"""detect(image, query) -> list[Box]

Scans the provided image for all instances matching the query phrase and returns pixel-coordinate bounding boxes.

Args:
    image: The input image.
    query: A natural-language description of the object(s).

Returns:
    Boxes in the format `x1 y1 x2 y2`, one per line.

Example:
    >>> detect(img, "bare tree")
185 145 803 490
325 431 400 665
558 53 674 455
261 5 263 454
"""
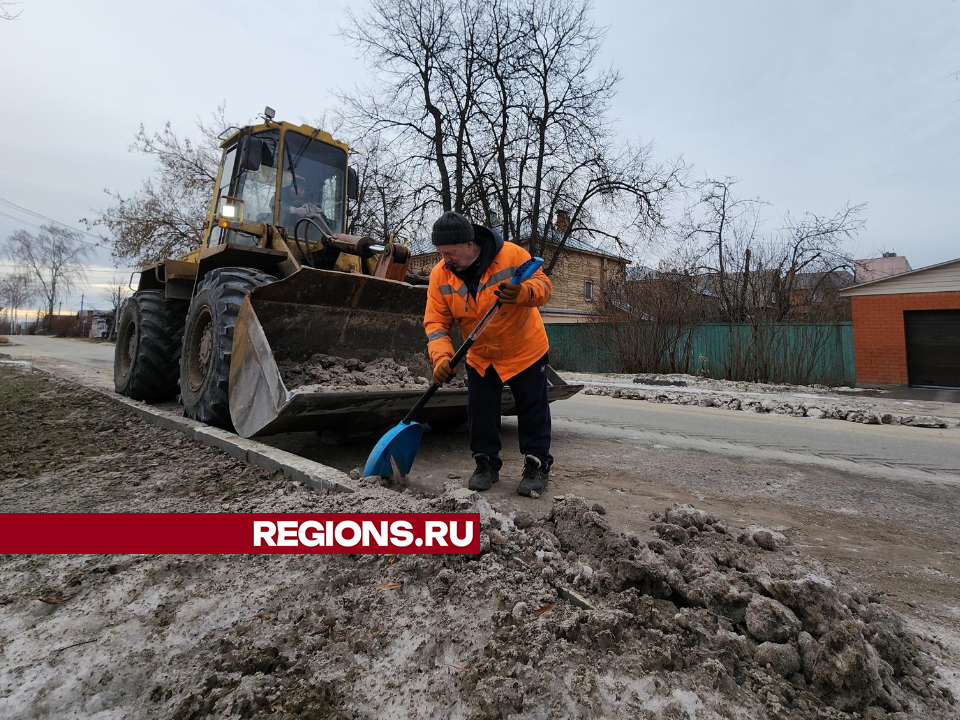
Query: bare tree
588 179 866 383
342 0 682 272
765 207 863 321
98 279 129 341
345 131 432 245
685 178 863 322
3 225 90 333
1 1 22 20
84 107 229 266
594 260 710 374
680 178 768 323
0 272 34 333
673 179 865 383
506 0 679 271
100 279 129 318
342 0 458 210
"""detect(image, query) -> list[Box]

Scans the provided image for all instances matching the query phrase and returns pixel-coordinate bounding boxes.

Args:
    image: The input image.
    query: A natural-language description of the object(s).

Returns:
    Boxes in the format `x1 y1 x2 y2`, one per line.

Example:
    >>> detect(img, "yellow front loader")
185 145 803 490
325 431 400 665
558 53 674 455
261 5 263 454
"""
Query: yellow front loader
113 109 580 438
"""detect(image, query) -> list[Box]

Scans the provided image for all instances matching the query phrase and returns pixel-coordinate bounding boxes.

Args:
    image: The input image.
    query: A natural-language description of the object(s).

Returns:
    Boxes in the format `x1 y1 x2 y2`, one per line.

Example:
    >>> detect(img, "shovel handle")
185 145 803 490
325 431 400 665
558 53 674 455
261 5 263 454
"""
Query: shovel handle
402 256 544 425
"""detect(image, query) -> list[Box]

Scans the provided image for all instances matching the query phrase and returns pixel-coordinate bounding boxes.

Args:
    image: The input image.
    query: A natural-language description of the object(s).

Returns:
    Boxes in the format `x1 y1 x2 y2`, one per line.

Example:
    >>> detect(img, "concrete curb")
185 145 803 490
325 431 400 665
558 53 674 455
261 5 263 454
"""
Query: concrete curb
99 388 358 495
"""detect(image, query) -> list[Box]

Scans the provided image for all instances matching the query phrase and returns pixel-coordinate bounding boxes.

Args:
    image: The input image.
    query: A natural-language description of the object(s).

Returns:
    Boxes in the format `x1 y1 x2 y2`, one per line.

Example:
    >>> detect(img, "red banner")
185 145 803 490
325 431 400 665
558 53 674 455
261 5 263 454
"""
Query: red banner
0 513 482 554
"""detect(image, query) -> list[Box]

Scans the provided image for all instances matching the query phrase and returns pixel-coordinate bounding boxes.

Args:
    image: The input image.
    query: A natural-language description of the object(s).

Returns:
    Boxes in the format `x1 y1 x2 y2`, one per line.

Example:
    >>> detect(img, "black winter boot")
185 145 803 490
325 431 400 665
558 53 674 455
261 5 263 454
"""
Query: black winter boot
517 455 549 497
468 453 500 491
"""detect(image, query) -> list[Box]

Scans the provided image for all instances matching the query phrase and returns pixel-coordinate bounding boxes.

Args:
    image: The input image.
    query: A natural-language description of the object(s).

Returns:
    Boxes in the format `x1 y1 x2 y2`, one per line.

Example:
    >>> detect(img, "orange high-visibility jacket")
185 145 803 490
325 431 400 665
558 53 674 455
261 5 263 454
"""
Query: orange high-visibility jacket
424 241 552 381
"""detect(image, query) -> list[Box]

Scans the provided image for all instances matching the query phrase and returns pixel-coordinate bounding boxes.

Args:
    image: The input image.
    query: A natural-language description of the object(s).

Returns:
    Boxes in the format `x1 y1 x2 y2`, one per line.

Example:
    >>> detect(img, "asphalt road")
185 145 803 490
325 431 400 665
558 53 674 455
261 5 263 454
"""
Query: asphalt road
6 335 960 485
552 394 960 485
2 335 114 369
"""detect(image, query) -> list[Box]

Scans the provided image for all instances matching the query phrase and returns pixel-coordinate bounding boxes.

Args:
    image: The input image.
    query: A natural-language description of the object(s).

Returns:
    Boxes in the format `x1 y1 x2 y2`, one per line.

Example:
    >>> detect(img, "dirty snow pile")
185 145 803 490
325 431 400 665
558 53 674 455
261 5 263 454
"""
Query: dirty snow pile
280 353 430 392
565 371 871 396
584 385 952 429
3 484 954 719
279 353 469 393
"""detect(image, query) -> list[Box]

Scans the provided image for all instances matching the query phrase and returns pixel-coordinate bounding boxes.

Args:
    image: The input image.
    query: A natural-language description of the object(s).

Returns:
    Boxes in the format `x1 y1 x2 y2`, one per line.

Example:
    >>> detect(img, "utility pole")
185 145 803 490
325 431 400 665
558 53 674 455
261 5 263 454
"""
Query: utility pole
79 293 85 338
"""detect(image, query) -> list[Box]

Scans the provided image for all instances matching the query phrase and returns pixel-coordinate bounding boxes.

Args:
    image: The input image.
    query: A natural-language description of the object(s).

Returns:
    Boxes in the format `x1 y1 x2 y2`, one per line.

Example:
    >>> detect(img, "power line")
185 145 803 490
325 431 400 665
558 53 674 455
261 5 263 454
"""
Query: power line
0 264 126 277
0 197 135 295
0 210 51 233
0 197 104 247
0 263 131 284
0 196 102 237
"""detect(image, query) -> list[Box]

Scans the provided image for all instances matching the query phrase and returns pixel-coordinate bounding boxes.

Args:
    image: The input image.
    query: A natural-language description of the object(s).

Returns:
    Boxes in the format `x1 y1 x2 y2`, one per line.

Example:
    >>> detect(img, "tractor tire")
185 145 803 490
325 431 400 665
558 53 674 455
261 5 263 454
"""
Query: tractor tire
179 267 277 429
114 290 189 402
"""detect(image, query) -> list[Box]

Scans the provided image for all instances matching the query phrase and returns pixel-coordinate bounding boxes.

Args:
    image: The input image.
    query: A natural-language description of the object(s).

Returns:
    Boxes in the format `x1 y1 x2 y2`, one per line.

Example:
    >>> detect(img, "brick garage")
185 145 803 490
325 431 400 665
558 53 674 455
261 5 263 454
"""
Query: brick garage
841 259 960 388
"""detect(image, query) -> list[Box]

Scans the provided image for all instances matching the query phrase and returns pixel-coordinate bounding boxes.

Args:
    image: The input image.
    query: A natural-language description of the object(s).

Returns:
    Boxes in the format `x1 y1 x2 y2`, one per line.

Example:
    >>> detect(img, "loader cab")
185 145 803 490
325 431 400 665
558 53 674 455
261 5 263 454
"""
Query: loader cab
205 124 349 248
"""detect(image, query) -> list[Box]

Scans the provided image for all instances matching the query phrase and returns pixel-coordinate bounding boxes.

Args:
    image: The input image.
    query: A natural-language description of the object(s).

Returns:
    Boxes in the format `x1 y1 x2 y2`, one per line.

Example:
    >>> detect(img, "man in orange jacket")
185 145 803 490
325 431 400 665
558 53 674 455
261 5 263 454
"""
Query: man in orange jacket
425 210 554 497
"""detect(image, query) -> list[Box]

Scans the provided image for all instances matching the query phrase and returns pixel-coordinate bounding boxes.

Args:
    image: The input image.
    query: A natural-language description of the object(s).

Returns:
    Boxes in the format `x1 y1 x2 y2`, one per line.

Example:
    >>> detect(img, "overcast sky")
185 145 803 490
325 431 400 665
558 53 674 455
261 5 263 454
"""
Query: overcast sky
1 0 958 314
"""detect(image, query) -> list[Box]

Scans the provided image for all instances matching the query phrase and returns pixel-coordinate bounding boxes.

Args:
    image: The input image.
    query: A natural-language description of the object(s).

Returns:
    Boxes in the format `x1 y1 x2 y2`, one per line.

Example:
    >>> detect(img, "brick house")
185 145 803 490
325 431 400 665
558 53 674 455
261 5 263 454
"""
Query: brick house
854 252 911 283
839 257 960 388
620 267 721 321
408 213 629 324
787 270 855 319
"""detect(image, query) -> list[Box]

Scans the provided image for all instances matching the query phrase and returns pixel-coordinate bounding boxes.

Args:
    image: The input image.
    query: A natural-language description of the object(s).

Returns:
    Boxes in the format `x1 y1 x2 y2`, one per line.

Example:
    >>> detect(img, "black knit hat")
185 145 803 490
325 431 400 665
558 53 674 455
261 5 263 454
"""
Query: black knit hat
432 211 475 246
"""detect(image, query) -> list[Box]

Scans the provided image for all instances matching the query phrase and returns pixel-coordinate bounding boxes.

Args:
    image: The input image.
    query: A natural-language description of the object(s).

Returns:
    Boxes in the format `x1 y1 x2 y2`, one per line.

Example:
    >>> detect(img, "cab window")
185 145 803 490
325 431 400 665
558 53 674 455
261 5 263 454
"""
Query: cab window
206 146 236 246
279 132 347 238
235 131 280 227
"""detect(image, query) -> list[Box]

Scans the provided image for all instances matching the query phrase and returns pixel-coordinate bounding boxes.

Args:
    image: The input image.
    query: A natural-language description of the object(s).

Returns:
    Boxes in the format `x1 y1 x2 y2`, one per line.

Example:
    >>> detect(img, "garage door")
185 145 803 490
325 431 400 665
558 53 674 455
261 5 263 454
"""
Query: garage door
904 310 960 388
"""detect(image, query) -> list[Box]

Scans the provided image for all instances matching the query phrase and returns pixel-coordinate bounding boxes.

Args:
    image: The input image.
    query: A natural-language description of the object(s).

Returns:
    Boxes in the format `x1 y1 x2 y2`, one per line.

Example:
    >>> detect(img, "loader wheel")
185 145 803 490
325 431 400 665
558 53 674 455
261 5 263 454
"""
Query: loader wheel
179 268 277 429
114 290 189 402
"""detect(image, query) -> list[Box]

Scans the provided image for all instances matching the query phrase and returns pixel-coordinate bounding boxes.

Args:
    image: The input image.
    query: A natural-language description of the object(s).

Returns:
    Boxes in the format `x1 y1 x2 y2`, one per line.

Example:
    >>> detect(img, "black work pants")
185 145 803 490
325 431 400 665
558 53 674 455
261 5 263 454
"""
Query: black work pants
466 353 552 471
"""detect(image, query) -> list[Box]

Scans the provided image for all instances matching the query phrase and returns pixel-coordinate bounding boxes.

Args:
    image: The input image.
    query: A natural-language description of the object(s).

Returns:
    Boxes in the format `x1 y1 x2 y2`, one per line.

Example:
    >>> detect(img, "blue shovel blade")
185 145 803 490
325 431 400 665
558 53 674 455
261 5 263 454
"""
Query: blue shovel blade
363 421 424 478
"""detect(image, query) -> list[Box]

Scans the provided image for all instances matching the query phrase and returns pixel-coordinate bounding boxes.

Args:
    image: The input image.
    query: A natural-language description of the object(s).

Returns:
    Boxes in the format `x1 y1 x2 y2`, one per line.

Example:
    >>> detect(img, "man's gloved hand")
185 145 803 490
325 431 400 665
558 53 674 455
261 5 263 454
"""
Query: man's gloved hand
433 358 456 385
495 281 526 304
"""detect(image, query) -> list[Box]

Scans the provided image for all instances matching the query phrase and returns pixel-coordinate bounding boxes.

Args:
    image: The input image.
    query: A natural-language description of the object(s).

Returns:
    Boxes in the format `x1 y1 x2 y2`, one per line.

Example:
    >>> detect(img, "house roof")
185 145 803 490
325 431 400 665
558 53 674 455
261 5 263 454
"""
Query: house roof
839 257 960 296
790 270 855 291
693 269 781 297
559 234 626 261
626 265 658 281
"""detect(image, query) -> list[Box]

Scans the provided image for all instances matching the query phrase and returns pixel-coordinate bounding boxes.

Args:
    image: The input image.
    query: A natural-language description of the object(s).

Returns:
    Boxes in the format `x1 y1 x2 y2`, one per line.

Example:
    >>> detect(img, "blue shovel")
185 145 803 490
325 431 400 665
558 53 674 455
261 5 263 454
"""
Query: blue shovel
363 257 545 478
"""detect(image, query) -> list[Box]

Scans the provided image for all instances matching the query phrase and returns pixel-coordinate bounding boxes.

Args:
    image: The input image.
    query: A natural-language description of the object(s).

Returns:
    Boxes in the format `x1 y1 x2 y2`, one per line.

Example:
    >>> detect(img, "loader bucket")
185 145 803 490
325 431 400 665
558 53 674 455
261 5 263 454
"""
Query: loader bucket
229 267 583 438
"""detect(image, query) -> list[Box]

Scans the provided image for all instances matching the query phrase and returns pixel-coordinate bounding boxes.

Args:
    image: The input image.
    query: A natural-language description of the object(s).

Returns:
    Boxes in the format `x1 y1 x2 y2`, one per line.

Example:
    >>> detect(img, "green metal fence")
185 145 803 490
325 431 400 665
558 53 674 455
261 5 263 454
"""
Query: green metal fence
546 321 855 386
545 323 618 374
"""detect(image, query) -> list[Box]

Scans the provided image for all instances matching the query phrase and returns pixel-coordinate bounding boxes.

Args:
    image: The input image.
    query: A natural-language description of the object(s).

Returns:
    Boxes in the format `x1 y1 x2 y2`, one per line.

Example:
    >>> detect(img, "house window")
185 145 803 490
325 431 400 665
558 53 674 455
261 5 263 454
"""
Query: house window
584 279 594 302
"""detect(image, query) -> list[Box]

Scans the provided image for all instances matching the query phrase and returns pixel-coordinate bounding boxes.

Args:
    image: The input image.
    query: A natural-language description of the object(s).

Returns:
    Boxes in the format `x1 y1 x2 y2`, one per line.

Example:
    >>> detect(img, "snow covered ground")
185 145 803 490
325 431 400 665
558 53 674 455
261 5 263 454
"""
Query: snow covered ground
560 372 960 429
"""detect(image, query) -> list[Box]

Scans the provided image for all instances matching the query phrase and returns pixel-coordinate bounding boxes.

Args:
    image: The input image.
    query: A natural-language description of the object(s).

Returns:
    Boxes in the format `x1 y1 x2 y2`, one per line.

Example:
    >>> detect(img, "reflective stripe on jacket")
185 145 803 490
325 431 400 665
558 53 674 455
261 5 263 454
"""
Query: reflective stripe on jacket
424 242 552 381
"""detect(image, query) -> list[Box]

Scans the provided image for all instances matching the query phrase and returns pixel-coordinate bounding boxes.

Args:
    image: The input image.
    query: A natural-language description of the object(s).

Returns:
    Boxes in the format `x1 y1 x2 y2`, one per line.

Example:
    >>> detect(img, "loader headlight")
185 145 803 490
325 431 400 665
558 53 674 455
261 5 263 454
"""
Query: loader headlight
218 196 244 223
